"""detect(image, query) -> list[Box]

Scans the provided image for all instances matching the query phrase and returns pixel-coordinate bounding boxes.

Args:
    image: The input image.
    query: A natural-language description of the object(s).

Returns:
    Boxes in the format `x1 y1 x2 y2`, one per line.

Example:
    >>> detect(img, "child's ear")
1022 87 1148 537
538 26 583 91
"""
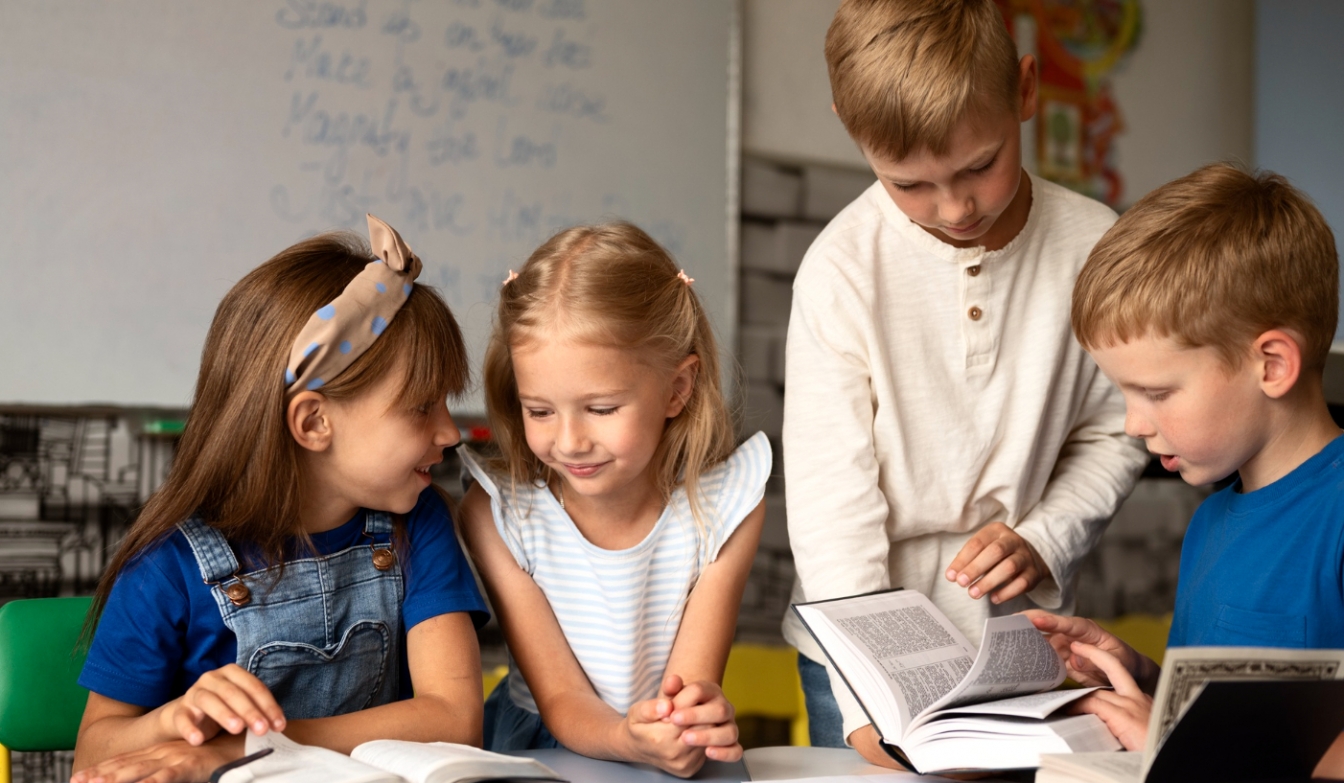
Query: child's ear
1017 54 1038 123
1254 328 1303 399
288 391 335 452
666 355 700 419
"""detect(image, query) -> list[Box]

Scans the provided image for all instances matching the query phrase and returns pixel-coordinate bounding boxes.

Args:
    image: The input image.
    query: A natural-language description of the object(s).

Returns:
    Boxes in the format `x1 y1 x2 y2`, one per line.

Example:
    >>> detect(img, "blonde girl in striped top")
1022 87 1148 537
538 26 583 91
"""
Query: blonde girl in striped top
459 222 768 778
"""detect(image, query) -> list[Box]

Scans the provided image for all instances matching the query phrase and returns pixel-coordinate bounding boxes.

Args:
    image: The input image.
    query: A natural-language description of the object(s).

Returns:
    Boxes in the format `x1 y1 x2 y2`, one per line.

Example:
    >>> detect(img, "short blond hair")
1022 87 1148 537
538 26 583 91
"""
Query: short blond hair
483 222 736 532
1073 163 1339 371
825 0 1021 160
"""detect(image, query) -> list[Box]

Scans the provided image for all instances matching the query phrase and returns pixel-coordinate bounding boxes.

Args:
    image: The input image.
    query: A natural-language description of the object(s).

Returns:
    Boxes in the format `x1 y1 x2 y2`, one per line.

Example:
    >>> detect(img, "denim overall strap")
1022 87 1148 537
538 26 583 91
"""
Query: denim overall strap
181 511 405 720
177 517 242 585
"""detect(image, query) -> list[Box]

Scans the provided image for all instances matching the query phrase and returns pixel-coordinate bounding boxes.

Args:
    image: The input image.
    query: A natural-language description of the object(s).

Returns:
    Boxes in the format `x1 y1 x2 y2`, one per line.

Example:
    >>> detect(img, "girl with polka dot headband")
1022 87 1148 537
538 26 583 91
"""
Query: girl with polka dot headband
73 216 490 783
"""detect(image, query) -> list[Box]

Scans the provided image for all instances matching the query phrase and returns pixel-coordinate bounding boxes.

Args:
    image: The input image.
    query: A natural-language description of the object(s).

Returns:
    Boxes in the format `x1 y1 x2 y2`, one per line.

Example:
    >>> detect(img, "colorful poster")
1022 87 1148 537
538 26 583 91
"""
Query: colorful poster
996 0 1142 206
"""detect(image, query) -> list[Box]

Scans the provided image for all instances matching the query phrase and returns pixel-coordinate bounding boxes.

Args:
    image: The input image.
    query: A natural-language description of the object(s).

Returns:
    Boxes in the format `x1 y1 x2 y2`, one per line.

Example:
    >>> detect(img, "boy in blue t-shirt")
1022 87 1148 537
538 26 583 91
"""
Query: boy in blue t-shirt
1026 163 1343 773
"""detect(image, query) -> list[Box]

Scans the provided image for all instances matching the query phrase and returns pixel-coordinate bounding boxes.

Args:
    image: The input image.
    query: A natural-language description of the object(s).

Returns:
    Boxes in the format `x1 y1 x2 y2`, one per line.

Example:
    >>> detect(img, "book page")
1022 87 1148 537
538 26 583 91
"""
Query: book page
220 732 395 783
351 741 560 783
934 686 1102 720
1037 751 1142 783
1140 646 1344 779
794 591 976 737
915 614 1065 725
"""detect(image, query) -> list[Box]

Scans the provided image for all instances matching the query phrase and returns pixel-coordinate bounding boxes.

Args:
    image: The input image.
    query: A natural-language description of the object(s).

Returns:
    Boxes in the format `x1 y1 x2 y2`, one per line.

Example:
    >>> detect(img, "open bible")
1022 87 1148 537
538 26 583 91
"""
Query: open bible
792 588 1120 773
216 731 564 783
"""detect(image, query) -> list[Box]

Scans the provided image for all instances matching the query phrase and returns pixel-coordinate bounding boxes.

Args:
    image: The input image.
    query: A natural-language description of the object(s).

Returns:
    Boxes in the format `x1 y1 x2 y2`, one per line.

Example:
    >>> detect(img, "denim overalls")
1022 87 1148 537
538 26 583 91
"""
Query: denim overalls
178 513 403 719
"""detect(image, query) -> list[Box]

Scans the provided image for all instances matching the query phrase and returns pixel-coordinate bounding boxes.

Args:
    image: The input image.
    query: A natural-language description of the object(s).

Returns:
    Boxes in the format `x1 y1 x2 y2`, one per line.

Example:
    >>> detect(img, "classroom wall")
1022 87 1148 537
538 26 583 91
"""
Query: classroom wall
1255 0 1344 343
741 0 1256 210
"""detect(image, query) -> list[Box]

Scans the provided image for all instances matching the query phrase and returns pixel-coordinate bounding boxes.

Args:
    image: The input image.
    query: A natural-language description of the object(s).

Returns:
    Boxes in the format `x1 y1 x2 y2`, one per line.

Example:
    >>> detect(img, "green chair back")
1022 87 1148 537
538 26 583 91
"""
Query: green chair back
0 596 93 751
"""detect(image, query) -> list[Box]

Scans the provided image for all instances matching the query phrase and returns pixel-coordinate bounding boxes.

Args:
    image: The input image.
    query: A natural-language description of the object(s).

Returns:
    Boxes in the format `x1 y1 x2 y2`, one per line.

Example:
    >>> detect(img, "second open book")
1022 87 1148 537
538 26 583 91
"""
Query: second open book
216 730 563 783
792 588 1121 773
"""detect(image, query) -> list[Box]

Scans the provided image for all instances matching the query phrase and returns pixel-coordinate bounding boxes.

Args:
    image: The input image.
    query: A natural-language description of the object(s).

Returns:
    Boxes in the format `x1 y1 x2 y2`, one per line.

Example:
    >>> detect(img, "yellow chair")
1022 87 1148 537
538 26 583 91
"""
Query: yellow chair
483 664 509 698
722 644 809 746
0 596 94 783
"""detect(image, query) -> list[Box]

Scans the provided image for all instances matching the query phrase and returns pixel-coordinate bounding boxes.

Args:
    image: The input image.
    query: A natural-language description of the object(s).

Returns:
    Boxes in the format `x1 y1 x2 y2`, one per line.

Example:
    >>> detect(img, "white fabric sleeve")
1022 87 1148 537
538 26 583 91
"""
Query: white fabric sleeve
1014 364 1148 608
783 283 893 604
458 447 532 573
702 431 772 564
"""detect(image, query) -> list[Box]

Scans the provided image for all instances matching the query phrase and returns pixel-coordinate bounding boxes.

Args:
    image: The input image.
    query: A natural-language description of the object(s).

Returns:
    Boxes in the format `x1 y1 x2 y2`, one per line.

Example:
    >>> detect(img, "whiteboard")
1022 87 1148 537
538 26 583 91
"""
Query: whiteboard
0 0 736 410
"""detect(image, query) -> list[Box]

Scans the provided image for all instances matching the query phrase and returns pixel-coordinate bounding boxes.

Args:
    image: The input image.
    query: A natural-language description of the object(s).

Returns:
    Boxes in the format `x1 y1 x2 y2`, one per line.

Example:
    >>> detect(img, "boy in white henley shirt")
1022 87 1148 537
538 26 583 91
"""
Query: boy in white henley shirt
781 0 1148 767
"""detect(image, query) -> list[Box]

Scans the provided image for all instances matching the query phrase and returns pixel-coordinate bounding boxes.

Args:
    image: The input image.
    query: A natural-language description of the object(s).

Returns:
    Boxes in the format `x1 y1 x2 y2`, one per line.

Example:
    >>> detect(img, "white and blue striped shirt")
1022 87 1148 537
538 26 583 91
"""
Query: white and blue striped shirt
461 432 771 715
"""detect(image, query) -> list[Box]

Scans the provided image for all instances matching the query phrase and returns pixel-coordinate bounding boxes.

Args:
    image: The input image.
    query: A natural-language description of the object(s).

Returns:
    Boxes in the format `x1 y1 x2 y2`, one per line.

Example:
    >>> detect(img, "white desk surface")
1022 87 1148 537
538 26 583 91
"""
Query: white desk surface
514 745 1013 781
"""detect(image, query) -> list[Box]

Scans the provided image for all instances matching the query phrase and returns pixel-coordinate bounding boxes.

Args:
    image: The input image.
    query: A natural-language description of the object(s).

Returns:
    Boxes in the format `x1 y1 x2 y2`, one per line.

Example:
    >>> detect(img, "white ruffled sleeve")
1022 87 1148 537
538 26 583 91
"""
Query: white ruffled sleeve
695 431 772 565
459 447 533 574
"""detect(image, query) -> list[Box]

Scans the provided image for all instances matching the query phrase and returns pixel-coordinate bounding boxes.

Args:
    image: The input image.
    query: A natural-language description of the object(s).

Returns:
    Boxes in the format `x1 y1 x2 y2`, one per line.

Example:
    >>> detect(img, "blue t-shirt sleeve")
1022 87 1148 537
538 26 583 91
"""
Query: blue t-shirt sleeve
78 546 191 708
403 488 489 630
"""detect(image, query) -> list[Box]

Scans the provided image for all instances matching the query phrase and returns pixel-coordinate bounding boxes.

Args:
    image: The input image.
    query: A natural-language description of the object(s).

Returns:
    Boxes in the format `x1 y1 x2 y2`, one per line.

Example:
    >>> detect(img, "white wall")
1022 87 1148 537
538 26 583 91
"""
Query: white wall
742 0 1257 207
741 0 862 169
1109 0 1254 206
1255 0 1344 342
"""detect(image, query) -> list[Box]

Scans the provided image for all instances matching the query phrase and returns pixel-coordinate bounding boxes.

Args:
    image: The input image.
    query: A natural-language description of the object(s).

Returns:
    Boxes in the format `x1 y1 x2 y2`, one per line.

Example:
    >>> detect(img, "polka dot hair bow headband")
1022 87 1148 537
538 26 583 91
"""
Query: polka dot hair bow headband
284 214 423 396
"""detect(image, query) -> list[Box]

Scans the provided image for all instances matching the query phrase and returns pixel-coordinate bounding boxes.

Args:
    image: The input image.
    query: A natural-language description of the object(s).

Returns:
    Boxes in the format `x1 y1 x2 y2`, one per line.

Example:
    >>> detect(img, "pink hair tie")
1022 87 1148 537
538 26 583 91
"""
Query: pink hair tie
677 269 695 285
503 269 519 286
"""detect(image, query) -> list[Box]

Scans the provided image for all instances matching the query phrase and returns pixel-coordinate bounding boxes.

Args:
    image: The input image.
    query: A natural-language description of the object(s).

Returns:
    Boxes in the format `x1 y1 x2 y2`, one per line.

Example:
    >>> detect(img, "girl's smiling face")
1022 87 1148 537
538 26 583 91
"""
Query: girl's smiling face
299 363 461 531
510 337 695 524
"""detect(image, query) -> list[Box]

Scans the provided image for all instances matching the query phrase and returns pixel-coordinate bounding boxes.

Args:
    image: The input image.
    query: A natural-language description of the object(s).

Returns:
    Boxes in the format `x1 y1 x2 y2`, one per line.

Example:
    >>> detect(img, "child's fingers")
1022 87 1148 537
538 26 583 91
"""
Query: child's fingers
1068 692 1150 751
681 722 740 750
660 673 685 699
987 573 1033 604
703 743 744 763
1070 642 1142 698
170 706 208 746
216 666 286 730
667 680 709 710
965 553 1029 599
629 696 672 724
193 668 285 734
670 697 734 727
945 527 994 580
668 680 727 712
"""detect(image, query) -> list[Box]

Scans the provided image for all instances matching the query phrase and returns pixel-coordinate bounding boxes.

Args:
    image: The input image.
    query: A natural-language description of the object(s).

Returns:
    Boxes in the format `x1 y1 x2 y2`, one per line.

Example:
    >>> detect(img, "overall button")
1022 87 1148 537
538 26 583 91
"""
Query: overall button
372 548 397 570
968 306 983 321
225 581 252 606
967 265 981 276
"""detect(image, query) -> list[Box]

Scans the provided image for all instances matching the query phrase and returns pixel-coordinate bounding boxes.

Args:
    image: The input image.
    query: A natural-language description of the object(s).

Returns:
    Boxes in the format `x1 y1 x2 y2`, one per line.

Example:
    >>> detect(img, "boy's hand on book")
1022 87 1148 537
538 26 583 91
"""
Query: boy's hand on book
661 675 743 763
1064 642 1152 751
1022 611 1159 693
944 522 1050 603
162 664 286 746
71 736 241 783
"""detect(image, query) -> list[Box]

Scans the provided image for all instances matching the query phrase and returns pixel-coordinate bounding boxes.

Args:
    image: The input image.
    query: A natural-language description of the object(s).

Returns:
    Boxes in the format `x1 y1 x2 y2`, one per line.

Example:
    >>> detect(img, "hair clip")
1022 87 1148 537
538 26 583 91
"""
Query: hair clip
504 269 519 286
677 269 695 285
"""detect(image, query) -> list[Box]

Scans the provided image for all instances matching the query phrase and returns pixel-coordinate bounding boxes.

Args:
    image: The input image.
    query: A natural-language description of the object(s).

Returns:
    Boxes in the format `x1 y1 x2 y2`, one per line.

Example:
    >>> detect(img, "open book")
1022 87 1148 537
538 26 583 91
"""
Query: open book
792 588 1121 773
1037 646 1344 783
217 731 564 783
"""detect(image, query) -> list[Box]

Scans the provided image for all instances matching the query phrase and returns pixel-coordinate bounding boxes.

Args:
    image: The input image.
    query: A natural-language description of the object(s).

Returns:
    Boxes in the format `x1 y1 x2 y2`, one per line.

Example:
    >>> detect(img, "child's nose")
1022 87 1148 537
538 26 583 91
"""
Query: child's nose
557 416 588 454
940 190 974 225
1123 407 1154 439
434 405 461 447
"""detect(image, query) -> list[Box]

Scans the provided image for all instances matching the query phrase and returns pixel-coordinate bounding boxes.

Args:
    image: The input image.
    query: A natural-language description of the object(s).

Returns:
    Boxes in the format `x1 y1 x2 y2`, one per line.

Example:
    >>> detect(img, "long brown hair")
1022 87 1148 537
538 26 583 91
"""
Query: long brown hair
483 222 736 532
87 232 469 637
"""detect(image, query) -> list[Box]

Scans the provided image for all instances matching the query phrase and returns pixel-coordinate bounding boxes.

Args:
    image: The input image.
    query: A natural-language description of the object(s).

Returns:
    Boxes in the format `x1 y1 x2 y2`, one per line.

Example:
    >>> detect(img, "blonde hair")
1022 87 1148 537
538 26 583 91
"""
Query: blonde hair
1073 163 1339 371
483 222 736 529
89 232 469 635
825 0 1021 161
